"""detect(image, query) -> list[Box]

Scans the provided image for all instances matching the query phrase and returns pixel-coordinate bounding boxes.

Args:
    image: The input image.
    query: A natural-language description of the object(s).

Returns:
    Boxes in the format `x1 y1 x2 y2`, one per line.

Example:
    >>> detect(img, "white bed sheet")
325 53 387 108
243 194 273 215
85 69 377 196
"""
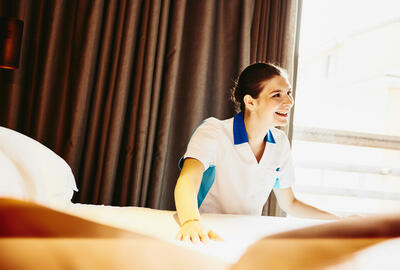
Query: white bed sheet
63 203 327 263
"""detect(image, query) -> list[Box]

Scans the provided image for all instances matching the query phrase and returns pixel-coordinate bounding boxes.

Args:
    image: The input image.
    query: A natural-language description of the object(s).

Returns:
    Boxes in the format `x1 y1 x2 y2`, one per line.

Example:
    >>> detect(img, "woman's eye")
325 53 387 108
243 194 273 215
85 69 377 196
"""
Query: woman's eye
272 93 281 98
287 91 292 95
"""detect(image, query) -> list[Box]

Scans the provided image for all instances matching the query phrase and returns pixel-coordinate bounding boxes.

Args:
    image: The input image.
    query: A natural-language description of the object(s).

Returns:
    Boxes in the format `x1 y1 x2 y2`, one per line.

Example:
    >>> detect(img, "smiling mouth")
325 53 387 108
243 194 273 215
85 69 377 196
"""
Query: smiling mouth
275 112 288 117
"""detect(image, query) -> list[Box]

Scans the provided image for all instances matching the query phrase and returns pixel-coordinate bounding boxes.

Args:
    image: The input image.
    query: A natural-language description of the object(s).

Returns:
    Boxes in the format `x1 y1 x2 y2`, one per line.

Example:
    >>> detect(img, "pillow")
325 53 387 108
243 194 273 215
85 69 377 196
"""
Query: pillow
0 149 28 200
0 127 78 207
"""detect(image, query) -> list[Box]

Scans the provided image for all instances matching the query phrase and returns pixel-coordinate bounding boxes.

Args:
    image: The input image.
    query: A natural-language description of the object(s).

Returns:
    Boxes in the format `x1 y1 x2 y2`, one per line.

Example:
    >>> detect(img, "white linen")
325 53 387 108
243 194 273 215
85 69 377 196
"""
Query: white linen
1 199 398 269
0 127 78 206
0 149 27 199
63 203 326 263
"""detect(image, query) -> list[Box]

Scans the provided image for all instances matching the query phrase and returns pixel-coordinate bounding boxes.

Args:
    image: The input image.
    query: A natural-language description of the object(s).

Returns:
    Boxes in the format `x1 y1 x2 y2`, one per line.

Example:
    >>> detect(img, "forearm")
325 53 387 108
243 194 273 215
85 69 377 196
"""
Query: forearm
174 176 201 225
285 199 339 220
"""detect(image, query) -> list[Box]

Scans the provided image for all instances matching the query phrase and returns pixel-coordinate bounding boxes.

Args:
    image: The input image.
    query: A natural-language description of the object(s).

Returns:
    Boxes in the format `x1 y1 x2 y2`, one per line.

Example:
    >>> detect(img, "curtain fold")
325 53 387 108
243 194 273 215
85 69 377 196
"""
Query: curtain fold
0 0 300 215
250 0 300 216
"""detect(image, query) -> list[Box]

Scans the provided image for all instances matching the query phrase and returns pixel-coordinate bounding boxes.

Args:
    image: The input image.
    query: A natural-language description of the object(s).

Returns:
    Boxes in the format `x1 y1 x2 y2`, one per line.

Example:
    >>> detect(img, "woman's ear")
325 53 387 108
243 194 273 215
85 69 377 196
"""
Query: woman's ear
243 94 255 111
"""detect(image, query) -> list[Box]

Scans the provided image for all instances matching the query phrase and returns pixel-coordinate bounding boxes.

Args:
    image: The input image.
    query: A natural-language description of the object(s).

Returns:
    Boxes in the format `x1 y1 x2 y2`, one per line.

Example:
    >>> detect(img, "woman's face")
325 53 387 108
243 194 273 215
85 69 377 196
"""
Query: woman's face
250 75 294 127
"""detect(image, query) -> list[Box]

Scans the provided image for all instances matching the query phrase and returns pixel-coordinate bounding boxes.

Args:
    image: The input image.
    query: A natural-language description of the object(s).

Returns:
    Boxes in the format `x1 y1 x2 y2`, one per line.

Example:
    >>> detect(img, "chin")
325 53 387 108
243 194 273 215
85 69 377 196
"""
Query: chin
274 120 289 127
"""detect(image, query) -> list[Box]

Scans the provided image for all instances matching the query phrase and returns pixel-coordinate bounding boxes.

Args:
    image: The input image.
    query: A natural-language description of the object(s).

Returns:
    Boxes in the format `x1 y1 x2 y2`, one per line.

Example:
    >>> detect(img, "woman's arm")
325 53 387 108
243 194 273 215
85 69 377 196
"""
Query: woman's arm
174 158 204 225
273 187 339 220
174 158 222 243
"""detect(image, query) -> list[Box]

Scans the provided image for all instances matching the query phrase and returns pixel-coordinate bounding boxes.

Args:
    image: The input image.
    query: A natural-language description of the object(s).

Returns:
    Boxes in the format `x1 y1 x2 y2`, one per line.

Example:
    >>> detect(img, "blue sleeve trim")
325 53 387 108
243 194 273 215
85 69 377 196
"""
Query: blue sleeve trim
178 158 216 208
273 178 280 189
178 156 185 170
273 167 280 189
197 165 216 207
178 119 216 208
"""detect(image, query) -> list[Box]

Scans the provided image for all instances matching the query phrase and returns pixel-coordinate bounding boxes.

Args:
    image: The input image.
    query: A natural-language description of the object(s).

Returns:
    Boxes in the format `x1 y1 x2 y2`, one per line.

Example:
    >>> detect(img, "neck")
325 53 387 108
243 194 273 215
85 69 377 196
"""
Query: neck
243 111 272 145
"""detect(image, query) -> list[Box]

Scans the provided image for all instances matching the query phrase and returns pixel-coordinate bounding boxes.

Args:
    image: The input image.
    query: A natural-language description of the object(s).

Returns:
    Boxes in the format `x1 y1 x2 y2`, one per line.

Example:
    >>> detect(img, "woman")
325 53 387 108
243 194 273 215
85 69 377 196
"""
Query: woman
174 63 338 243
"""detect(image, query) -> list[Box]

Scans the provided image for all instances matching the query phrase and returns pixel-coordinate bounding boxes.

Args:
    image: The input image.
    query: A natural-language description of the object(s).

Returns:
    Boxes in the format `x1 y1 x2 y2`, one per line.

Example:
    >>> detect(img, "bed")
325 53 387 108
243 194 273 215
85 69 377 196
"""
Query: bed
63 202 328 263
1 198 400 270
1 126 400 269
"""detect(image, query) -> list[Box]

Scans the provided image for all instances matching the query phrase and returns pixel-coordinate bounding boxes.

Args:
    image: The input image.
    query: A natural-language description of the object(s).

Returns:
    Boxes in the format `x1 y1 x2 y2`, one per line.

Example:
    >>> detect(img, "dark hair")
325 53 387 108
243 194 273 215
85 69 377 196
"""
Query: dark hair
231 62 287 112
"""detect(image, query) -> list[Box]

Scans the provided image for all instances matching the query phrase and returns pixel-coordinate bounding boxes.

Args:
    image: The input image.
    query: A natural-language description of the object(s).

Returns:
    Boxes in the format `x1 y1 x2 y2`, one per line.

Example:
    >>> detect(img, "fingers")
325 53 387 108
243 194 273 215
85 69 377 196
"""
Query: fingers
208 230 223 241
178 232 203 244
177 230 223 243
177 230 191 243
190 232 201 244
175 231 183 241
175 222 222 244
182 234 191 244
198 232 210 244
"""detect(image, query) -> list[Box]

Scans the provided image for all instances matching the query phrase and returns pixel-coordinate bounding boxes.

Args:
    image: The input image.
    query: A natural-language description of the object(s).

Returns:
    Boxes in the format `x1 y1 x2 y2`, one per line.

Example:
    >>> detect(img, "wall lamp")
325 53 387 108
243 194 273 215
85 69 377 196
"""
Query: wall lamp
0 16 23 70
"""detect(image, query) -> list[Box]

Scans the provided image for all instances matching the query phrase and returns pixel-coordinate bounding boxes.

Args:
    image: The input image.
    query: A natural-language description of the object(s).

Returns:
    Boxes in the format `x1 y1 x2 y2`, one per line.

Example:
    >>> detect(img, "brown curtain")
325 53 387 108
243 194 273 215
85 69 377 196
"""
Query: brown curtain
0 0 300 214
251 0 302 216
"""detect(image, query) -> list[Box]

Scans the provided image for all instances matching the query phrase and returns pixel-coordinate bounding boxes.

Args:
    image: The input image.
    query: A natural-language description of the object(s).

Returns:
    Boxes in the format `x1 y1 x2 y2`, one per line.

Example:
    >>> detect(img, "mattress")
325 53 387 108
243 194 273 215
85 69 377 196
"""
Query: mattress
63 202 327 263
1 199 400 270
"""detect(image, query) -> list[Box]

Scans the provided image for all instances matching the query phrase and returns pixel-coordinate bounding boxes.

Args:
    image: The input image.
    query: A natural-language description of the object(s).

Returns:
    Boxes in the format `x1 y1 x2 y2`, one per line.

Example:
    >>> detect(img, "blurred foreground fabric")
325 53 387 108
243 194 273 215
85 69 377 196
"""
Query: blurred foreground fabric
1 198 400 270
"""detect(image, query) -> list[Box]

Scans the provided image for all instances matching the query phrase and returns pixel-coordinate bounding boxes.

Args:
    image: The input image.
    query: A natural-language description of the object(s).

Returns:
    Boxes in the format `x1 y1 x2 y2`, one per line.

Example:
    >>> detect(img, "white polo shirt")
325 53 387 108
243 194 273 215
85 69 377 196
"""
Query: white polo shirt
179 112 295 215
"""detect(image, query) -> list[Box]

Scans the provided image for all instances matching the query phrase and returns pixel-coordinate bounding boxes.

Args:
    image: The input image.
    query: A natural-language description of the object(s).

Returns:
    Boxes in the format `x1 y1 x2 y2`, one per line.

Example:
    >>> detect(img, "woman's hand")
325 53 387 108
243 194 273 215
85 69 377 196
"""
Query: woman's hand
176 220 223 244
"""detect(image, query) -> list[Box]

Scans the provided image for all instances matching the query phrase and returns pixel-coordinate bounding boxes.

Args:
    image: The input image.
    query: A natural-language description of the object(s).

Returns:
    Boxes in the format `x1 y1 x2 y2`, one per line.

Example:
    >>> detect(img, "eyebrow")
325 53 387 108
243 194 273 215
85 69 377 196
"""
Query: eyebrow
269 88 291 94
269 90 281 94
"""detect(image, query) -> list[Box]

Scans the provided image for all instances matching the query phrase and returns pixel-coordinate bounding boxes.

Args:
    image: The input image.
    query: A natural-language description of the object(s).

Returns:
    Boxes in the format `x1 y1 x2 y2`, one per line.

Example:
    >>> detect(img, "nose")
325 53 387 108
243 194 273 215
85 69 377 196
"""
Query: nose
283 93 294 107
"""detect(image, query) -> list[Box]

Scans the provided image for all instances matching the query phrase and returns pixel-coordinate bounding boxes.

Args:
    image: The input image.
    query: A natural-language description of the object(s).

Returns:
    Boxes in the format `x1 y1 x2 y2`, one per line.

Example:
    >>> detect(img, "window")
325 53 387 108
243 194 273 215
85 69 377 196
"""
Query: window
292 0 400 216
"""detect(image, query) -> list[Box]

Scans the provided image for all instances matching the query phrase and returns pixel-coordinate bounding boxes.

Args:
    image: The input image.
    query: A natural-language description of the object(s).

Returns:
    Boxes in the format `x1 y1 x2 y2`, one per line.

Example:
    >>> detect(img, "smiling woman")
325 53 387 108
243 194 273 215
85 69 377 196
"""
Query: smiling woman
174 63 340 244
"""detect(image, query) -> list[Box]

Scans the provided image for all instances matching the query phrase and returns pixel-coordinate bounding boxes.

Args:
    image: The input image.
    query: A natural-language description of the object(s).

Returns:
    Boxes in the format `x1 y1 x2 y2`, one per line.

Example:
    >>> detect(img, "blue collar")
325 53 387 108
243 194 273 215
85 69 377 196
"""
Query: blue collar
233 112 276 145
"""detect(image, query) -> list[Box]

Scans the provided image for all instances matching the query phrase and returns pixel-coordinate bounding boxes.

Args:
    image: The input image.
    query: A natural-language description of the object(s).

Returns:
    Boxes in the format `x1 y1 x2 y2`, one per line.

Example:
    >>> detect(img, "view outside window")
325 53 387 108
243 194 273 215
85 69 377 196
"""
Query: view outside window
292 0 400 215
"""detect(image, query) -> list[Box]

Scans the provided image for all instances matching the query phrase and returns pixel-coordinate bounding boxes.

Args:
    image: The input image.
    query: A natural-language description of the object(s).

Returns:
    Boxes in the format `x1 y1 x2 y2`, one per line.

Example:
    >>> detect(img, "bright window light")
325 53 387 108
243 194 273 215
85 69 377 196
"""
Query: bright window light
292 0 400 216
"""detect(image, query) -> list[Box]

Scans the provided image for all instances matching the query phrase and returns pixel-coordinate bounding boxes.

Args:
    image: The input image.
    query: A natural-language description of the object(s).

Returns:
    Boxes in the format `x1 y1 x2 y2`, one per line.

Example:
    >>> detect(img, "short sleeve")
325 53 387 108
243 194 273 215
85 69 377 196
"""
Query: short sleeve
181 118 219 171
275 134 295 189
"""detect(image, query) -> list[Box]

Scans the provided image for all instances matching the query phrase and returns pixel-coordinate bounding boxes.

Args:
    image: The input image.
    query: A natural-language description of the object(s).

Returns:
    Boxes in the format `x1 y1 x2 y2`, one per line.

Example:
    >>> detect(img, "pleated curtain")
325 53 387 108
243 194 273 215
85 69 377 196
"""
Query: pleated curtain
0 0 300 215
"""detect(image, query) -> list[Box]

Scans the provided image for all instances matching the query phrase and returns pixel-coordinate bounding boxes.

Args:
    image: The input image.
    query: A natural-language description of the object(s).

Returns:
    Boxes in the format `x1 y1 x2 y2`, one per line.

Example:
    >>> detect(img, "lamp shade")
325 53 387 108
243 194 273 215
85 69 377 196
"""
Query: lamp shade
0 17 24 70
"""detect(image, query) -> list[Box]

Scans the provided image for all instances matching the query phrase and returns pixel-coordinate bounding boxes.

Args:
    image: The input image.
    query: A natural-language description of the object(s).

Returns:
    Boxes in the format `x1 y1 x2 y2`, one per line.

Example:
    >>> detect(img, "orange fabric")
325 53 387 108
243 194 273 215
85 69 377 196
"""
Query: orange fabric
0 198 228 270
2 198 400 270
